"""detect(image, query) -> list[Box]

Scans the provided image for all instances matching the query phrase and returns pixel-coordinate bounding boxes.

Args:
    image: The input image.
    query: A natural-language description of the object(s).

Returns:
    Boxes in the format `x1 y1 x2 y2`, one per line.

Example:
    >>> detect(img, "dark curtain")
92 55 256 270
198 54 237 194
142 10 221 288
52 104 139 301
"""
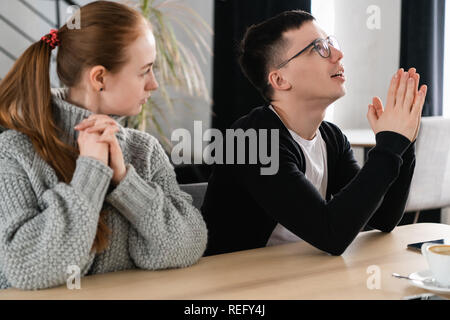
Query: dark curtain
398 0 446 224
400 0 445 117
212 0 311 133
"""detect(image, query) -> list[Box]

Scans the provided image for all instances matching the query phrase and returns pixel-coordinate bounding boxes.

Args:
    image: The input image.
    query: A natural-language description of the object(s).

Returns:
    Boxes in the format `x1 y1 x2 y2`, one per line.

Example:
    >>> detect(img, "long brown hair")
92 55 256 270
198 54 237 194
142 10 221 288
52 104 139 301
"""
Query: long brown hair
0 1 150 253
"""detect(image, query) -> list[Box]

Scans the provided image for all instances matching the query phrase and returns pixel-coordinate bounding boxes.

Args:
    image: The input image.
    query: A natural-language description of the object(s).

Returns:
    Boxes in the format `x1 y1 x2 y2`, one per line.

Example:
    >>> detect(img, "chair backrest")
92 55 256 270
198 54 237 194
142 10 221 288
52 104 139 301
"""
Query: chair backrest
179 182 208 211
405 117 450 212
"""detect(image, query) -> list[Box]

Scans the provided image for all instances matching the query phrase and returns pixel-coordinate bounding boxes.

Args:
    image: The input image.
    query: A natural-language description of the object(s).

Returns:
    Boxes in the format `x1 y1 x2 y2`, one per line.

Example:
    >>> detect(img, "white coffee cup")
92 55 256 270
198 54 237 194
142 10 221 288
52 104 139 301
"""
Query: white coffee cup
421 243 450 286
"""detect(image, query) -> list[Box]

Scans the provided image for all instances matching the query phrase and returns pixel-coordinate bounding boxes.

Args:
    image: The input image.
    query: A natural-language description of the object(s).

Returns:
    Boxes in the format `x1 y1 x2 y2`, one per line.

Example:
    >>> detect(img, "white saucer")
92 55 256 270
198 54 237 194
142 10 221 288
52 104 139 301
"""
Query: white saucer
408 270 450 294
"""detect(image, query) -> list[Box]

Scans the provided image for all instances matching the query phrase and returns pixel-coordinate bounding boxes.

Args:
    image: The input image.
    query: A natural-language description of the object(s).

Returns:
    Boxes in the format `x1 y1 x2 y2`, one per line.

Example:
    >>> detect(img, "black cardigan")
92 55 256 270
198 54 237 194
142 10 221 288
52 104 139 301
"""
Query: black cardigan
201 105 415 256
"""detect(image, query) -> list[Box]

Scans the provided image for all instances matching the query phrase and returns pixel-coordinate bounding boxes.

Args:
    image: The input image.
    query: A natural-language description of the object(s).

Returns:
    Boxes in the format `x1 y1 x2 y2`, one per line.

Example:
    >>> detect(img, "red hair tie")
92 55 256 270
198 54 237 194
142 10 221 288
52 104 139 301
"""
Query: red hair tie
41 29 60 50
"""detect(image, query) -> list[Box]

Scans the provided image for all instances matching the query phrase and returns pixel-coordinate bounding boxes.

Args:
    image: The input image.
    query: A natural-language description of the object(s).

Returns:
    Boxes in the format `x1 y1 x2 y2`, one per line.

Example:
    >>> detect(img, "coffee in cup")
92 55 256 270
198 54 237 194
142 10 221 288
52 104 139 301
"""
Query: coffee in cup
429 245 450 256
422 243 450 286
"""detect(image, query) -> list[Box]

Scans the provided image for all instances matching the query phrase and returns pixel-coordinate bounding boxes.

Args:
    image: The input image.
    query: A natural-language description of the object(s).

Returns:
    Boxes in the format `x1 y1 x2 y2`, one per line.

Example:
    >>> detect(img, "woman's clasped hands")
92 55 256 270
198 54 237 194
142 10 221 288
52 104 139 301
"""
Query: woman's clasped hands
75 114 127 185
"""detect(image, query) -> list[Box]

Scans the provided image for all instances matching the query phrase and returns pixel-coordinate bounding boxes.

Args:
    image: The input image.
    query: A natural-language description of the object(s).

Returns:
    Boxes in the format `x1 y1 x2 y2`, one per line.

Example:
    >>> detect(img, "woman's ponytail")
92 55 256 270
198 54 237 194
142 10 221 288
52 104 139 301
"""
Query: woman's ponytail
0 36 76 181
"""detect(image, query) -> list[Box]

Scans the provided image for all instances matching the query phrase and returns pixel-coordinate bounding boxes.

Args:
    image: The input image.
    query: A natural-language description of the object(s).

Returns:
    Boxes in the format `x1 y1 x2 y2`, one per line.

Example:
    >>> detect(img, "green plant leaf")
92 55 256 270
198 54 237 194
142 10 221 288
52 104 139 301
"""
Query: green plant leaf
123 0 212 152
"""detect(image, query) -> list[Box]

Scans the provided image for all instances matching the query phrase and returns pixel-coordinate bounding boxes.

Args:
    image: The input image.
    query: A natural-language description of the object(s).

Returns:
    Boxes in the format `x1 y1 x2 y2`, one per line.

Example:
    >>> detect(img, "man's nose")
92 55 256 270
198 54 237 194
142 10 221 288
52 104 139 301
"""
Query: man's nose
329 46 344 63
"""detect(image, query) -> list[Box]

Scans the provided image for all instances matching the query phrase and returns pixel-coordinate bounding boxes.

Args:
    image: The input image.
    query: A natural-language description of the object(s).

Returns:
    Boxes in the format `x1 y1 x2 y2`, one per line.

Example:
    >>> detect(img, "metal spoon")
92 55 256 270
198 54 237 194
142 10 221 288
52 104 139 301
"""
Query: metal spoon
392 273 416 281
392 273 432 285
392 273 450 289
392 273 439 286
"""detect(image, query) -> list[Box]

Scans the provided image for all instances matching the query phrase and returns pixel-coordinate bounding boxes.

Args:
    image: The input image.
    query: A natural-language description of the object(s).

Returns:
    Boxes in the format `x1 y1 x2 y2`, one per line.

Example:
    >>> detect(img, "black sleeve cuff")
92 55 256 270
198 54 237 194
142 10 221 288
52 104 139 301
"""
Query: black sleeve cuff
373 131 412 157
402 139 416 160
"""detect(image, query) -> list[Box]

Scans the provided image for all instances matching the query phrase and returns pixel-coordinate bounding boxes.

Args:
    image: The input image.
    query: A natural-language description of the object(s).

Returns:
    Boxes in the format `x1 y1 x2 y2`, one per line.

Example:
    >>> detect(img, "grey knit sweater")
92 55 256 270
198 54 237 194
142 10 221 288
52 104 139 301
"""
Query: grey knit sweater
0 88 207 290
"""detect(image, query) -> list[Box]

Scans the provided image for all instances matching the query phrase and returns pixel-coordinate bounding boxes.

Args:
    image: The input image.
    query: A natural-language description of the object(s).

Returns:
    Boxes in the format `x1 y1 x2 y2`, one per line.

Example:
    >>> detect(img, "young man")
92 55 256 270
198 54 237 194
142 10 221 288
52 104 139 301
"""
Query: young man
201 10 427 256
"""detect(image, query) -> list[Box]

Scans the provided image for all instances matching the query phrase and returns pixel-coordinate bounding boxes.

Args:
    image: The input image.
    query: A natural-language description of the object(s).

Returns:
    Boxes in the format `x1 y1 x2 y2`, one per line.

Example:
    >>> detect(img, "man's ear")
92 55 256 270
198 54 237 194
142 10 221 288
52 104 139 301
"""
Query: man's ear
268 70 291 92
89 65 107 92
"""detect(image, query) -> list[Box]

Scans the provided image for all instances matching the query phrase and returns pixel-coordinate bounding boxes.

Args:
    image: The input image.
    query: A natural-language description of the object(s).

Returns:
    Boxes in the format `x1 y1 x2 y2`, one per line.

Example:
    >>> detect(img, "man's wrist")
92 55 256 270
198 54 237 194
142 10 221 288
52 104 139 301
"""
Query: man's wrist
374 131 411 157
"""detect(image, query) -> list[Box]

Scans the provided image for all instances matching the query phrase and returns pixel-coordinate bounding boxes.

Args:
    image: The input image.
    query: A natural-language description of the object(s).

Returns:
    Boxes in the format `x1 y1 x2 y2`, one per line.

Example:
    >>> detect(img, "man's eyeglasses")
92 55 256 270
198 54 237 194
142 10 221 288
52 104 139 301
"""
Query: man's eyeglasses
275 36 340 69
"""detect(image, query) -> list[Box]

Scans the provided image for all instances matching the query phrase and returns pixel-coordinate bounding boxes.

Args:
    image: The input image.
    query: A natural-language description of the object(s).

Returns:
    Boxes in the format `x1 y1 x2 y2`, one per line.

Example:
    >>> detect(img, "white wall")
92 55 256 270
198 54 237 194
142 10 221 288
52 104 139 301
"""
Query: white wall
312 0 336 122
327 0 401 130
312 0 401 165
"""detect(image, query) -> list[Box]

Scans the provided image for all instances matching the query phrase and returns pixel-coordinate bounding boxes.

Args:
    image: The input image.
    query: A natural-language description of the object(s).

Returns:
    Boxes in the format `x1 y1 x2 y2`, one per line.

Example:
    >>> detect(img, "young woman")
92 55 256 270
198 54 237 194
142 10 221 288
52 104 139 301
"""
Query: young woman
0 1 207 290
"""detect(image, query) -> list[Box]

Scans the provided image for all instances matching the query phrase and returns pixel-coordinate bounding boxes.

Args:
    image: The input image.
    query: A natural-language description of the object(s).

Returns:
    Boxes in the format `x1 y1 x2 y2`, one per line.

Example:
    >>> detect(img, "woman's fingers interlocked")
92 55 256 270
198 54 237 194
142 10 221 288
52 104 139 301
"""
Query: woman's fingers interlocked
86 121 119 134
75 114 119 133
97 126 127 185
75 114 127 185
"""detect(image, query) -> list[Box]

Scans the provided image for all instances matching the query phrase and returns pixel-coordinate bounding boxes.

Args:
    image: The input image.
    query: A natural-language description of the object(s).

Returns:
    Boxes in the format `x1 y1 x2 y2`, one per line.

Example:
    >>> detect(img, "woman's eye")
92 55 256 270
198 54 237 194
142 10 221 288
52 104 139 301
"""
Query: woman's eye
143 68 151 76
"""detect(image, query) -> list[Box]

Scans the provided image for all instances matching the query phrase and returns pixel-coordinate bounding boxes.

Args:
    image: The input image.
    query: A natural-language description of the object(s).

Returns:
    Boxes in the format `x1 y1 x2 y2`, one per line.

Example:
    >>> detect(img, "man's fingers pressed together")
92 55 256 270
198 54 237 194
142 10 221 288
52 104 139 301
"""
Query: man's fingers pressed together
386 70 401 110
395 71 410 108
403 77 415 112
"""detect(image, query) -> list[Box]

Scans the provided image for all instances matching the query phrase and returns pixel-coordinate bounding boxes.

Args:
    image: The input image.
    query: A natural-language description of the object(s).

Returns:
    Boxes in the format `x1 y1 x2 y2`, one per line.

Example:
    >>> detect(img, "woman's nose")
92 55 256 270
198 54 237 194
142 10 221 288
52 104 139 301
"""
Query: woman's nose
146 75 159 91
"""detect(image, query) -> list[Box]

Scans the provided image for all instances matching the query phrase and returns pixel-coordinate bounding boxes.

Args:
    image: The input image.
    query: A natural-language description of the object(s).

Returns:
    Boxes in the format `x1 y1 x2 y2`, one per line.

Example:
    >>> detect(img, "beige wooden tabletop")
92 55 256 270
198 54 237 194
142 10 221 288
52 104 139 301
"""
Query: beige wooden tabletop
342 129 376 148
0 223 449 300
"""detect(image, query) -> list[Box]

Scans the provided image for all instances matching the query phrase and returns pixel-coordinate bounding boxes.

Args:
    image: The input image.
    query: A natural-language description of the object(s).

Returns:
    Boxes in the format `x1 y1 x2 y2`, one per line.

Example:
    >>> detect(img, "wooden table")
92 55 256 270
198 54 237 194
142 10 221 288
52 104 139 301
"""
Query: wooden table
0 223 449 300
342 129 376 148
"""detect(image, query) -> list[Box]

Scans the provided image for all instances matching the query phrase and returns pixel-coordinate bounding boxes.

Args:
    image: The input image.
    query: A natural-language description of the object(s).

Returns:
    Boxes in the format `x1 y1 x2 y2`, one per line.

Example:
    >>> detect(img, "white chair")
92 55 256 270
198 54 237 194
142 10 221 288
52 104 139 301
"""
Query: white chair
179 182 208 211
405 117 450 223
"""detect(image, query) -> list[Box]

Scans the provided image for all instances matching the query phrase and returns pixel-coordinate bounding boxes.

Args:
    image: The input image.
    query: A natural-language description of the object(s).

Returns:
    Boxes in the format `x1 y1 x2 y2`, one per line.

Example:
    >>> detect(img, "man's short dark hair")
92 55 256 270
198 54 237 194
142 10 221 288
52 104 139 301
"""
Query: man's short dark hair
238 10 315 101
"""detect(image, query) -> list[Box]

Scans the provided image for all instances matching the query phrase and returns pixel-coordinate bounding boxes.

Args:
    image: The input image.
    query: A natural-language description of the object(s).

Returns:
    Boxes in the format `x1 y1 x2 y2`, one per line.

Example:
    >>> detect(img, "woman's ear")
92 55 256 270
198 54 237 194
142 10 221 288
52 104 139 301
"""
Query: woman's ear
268 70 291 92
89 65 107 92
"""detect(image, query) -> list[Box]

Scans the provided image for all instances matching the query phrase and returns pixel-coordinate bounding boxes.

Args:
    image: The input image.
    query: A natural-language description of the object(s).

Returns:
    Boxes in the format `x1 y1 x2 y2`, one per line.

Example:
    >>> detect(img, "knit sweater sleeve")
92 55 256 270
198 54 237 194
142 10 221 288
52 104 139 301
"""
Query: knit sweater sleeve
105 135 207 270
0 155 113 290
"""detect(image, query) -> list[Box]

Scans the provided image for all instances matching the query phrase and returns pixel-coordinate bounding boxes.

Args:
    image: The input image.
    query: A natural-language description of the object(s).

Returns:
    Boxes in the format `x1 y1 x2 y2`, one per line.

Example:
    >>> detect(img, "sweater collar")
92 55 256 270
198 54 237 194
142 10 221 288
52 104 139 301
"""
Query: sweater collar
51 87 126 147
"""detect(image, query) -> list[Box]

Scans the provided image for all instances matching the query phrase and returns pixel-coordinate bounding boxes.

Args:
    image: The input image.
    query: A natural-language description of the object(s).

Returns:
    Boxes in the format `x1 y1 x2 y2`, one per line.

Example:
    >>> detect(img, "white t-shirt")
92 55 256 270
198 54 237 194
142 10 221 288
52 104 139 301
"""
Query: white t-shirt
266 105 328 247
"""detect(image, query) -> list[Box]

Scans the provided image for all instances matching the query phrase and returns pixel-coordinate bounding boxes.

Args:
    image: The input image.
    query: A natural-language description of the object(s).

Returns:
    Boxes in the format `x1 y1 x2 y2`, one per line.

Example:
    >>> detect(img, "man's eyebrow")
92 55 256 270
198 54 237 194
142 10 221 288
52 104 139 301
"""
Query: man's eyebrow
141 62 154 69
